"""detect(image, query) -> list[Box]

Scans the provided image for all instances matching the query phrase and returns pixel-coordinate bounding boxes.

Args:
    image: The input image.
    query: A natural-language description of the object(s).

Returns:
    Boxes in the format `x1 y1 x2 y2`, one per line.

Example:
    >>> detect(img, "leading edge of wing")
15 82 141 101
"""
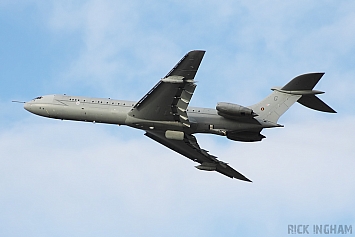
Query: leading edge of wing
145 131 252 182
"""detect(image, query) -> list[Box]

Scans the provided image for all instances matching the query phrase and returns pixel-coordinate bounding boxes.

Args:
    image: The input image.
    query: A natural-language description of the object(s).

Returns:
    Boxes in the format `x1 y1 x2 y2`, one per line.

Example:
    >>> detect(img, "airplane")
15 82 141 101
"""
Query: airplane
23 50 336 182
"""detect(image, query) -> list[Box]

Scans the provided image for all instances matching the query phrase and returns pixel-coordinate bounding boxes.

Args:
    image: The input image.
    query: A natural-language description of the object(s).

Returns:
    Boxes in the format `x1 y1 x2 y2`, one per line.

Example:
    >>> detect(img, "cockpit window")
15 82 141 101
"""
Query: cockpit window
33 96 43 100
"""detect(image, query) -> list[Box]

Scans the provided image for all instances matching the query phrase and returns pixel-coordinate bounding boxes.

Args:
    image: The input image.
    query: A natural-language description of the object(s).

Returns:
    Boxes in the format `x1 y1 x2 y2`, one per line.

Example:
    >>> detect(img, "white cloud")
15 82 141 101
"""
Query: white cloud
2 1 355 236
45 0 183 97
1 114 354 236
189 1 355 108
12 0 351 111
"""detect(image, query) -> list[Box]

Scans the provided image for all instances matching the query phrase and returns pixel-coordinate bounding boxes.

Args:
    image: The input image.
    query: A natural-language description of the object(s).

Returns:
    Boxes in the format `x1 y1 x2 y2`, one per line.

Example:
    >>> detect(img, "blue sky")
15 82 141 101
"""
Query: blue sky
1 1 355 236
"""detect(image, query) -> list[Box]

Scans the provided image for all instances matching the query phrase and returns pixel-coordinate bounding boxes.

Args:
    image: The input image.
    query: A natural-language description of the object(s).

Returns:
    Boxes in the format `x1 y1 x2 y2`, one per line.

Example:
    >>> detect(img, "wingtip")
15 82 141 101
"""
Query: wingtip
190 49 206 53
329 107 337 113
187 50 206 56
234 175 252 182
242 177 253 182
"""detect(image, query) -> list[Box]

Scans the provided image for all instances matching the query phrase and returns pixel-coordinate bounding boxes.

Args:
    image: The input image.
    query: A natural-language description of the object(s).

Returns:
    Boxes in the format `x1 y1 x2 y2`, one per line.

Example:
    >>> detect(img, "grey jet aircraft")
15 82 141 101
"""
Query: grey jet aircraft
24 50 336 182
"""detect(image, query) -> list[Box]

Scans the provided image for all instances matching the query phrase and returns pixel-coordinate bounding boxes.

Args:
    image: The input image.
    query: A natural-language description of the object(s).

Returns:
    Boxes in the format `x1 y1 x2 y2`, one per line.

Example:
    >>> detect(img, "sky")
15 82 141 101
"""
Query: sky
1 1 355 236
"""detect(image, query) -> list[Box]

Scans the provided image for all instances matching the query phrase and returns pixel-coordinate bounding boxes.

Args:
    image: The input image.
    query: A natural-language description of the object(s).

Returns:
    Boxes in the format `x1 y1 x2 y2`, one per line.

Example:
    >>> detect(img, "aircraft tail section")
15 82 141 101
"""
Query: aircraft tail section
297 95 336 113
249 73 336 124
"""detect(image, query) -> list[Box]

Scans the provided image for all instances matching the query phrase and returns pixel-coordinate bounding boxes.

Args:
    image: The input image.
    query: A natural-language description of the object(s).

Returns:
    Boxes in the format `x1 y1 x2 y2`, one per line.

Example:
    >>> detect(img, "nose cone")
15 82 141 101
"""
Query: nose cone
24 101 32 112
23 95 55 117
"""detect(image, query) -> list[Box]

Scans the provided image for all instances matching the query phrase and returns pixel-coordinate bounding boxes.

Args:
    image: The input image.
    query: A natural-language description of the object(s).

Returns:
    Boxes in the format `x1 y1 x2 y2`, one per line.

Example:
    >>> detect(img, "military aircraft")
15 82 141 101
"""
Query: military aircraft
23 50 336 182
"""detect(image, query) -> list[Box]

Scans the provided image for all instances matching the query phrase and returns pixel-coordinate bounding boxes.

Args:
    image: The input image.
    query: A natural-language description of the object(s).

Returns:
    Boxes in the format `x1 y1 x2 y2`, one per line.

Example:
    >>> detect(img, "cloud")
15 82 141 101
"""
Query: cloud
47 1 137 86
1 113 354 236
44 0 184 97
2 1 354 236
10 0 351 110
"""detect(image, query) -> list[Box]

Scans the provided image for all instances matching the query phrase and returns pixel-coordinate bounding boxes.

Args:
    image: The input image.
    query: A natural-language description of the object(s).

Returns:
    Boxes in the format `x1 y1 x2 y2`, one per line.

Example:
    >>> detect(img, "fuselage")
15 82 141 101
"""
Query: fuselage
24 94 274 136
20 49 335 181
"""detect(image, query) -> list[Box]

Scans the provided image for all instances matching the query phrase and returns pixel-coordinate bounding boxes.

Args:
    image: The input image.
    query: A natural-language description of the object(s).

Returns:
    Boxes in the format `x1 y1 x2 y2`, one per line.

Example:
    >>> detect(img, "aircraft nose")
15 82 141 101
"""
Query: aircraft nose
24 101 33 112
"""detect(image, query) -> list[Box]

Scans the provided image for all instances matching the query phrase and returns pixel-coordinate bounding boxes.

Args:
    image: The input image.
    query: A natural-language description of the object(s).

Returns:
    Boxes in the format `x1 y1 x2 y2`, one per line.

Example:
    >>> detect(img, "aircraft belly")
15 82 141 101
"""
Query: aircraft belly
125 115 184 131
85 106 129 124
109 107 129 124
84 107 106 122
54 105 86 121
189 113 262 133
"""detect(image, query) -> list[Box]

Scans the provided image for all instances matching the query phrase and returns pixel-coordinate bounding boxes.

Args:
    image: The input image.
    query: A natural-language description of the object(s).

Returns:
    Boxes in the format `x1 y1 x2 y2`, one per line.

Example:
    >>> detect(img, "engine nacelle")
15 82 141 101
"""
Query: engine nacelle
216 102 256 118
227 131 265 142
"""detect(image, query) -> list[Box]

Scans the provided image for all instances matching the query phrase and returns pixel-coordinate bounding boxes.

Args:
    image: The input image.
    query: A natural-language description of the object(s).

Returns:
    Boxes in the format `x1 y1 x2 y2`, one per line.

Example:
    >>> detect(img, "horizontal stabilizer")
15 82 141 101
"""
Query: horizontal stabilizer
297 95 336 113
281 72 336 113
282 72 324 91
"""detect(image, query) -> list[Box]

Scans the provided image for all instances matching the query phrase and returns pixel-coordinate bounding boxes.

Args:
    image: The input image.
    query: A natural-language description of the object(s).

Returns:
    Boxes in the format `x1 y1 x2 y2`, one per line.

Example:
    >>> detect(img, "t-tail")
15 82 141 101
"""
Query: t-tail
249 73 336 124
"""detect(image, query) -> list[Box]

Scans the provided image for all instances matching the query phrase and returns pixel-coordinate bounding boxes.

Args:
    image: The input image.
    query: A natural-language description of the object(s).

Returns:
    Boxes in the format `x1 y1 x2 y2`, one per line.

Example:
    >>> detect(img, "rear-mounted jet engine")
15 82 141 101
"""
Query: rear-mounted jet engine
216 102 257 119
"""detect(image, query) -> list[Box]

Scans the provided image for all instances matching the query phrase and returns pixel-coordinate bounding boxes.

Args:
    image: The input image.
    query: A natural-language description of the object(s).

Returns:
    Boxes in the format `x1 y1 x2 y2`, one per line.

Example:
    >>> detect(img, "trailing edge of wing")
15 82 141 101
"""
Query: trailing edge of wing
145 131 251 182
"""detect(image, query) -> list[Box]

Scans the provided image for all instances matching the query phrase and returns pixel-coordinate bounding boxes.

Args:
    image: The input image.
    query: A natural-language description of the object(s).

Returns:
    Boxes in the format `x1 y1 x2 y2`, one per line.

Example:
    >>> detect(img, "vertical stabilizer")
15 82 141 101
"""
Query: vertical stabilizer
249 91 301 124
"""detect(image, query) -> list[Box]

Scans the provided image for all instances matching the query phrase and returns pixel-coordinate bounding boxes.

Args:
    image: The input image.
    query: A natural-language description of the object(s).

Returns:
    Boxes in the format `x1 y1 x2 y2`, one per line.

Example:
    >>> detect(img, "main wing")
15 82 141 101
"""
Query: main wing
129 50 250 181
128 50 205 127
145 131 251 182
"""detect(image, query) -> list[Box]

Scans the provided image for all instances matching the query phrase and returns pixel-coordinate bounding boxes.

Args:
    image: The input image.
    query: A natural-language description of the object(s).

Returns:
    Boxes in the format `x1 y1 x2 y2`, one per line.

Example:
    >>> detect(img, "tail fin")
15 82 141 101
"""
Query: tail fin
249 73 336 124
